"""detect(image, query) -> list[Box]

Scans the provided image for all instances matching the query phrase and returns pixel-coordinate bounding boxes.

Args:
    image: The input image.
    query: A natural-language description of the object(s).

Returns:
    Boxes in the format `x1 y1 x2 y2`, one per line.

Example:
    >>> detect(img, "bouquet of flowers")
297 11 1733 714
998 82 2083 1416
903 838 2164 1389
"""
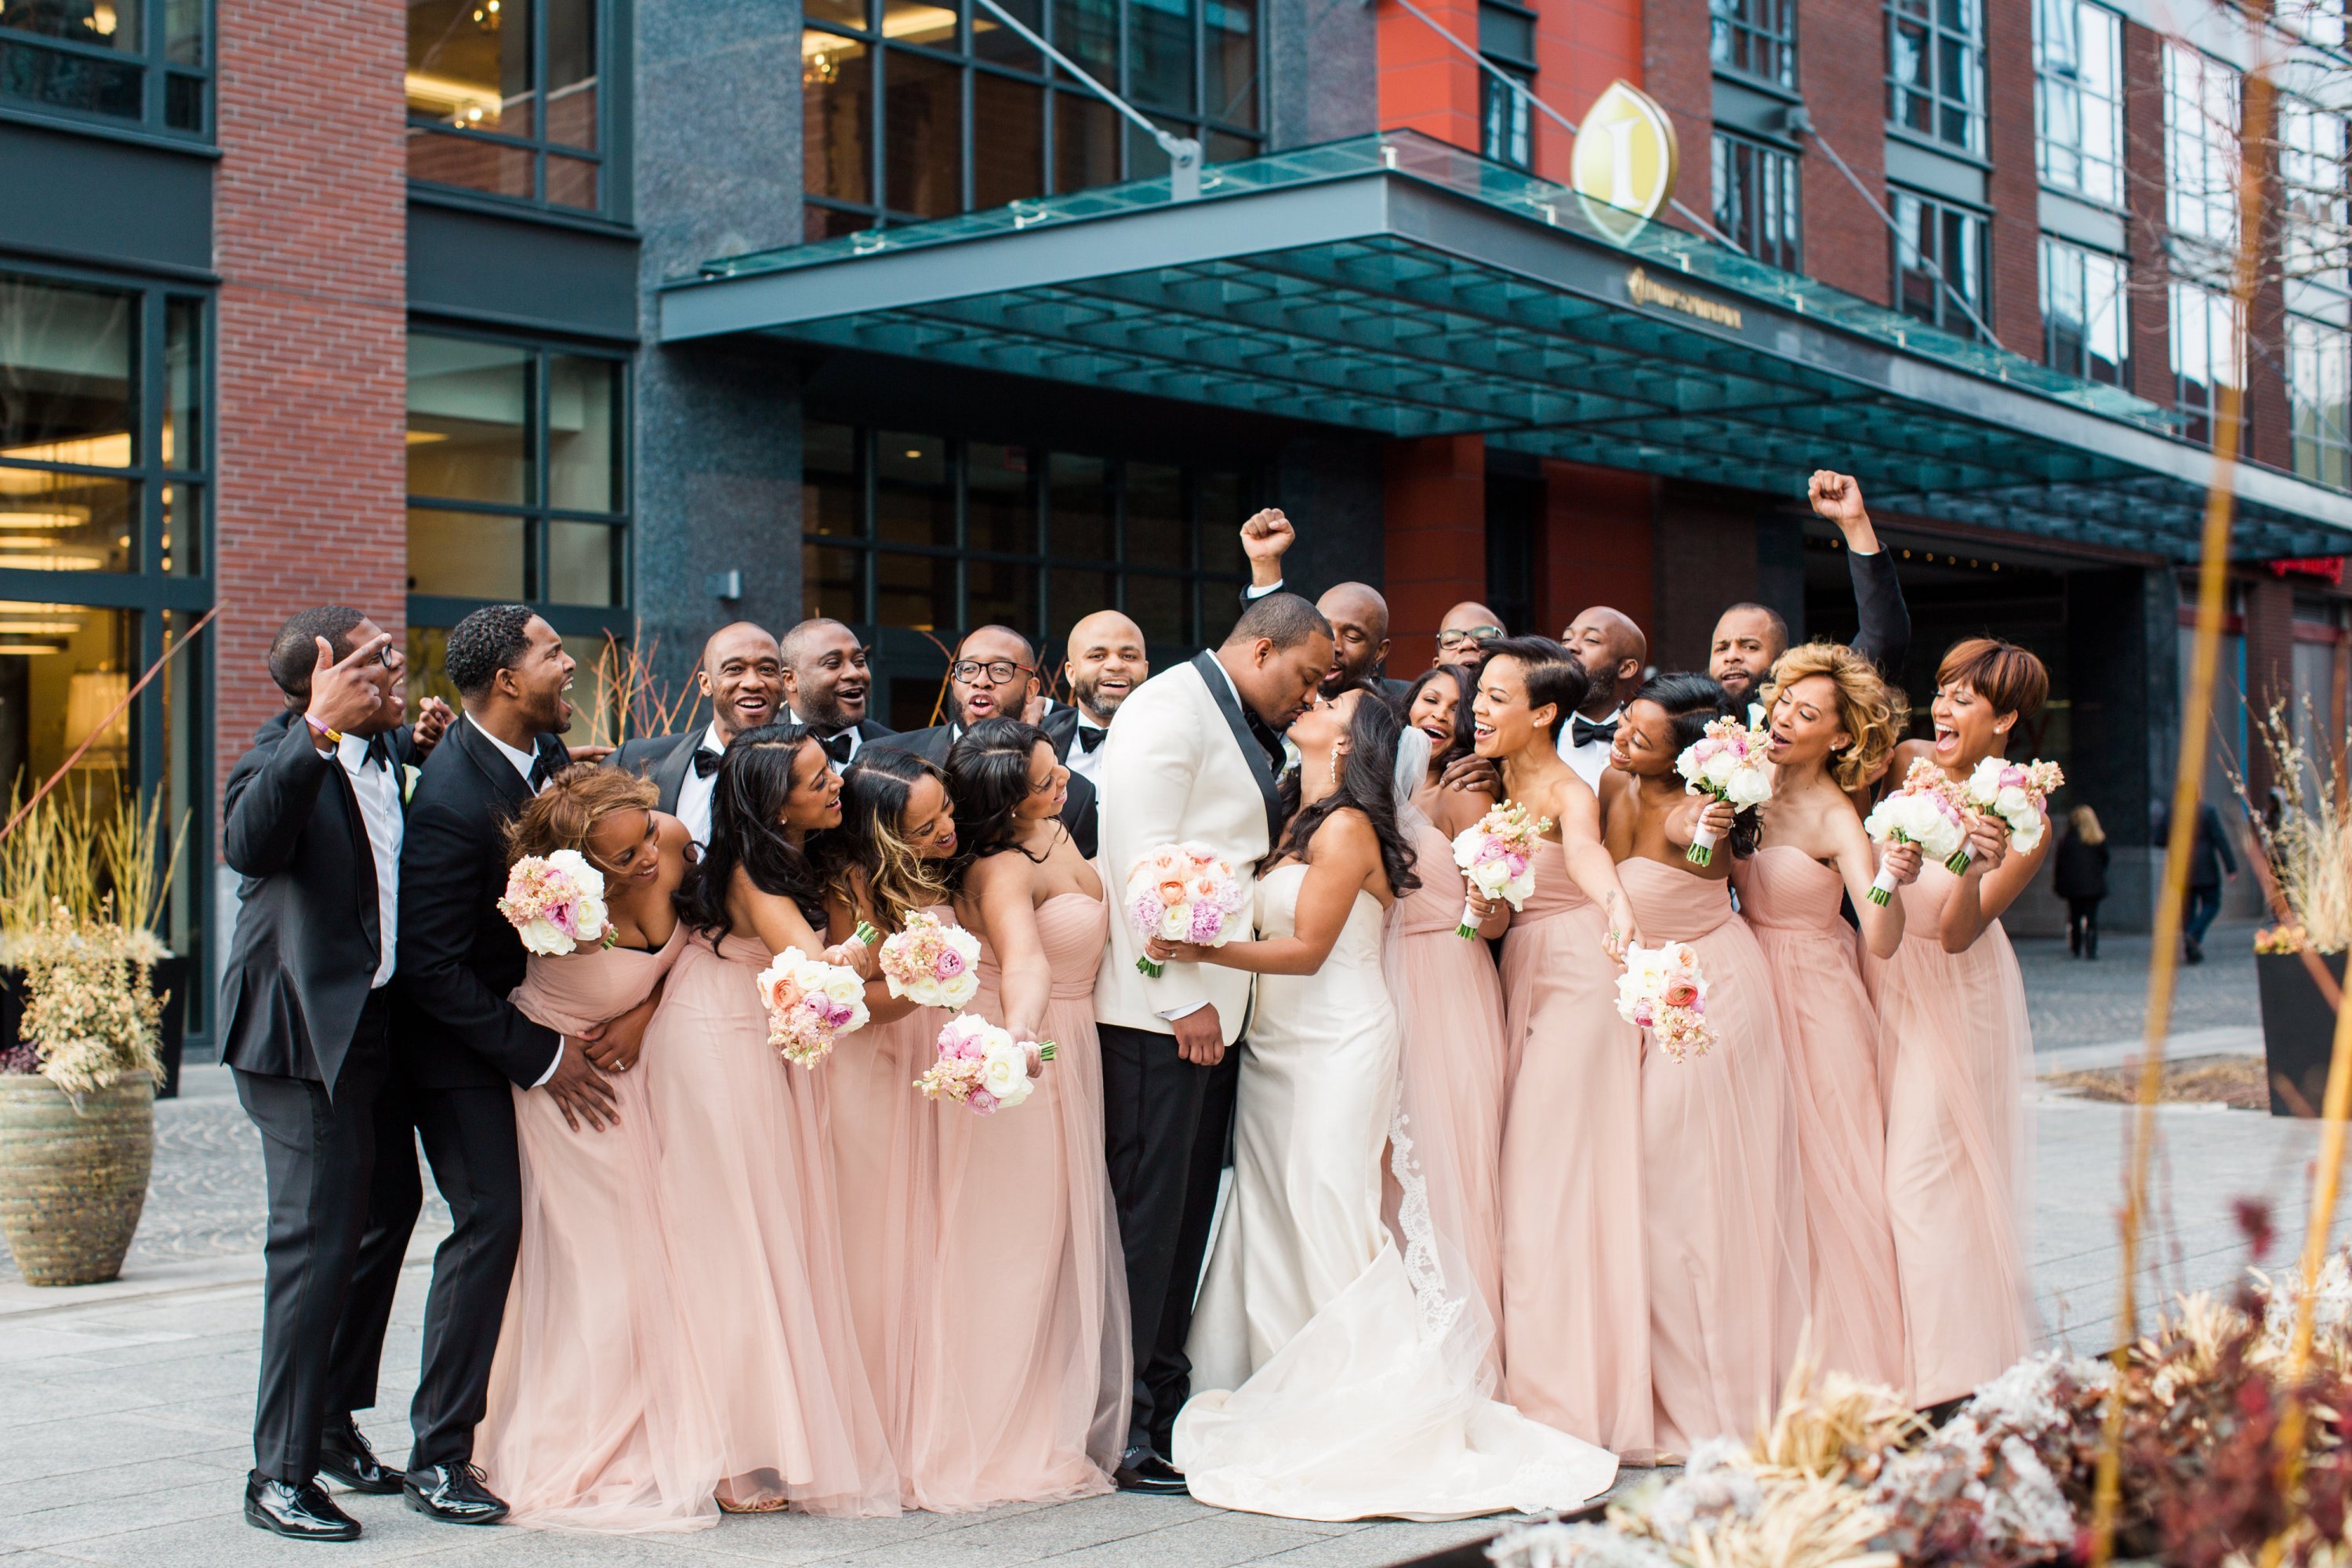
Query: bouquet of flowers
1449 800 1552 938
876 910 981 1009
1951 756 2065 871
1614 942 1713 1062
1862 758 1970 906
1124 843 1250 978
1675 715 1773 866
756 948 870 1068
498 851 615 955
915 1011 1056 1116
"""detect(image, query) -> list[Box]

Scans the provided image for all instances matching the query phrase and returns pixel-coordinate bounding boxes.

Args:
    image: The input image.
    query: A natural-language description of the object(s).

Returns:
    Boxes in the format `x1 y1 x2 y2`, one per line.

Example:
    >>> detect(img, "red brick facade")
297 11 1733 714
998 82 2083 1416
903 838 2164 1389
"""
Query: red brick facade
1795 0 1892 304
210 0 409 790
1983 0 2043 354
1382 435 1490 653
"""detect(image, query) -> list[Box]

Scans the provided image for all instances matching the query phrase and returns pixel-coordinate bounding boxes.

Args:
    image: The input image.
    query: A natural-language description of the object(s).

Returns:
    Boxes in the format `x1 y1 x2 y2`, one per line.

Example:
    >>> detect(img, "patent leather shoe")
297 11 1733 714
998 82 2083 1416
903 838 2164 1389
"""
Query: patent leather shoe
245 1472 361 1541
1112 1447 1189 1496
402 1461 510 1525
318 1414 404 1494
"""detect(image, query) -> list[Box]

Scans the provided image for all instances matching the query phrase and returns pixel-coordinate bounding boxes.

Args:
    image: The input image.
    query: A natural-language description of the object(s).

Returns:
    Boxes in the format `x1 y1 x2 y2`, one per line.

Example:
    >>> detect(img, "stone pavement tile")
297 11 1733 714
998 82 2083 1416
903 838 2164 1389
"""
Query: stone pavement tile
0 1459 230 1527
862 1509 1312 1568
655 1506 1029 1566
0 1377 173 1428
0 1475 231 1551
1180 1522 1496 1568
0 1414 254 1487
18 1504 468 1568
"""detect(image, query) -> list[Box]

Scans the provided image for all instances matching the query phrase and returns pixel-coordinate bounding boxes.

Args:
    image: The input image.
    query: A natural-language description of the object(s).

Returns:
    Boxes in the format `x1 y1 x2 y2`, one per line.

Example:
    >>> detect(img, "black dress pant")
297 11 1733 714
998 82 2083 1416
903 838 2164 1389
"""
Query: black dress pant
236 988 408 1483
405 1083 522 1468
1098 1020 1241 1455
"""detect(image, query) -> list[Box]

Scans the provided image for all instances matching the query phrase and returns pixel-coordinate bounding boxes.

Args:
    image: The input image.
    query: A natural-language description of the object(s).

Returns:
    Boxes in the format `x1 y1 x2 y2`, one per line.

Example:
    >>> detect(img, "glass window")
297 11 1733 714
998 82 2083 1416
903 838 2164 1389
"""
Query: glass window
1887 0 1984 155
2164 45 2238 270
1711 0 1795 88
1481 68 1531 170
1711 132 1802 272
1891 187 1987 338
408 0 608 213
2169 280 2241 447
2282 97 2349 307
802 0 1266 237
1 0 209 133
2290 313 2351 487
2034 0 2121 206
2038 235 2129 387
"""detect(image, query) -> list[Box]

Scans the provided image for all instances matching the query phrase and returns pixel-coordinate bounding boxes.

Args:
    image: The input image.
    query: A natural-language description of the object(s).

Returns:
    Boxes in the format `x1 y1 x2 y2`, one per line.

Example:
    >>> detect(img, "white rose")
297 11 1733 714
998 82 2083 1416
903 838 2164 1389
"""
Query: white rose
1726 768 1772 808
1701 751 1740 789
572 893 608 940
2011 818 2045 854
1994 784 2031 817
980 1041 1027 1098
823 970 865 1006
517 917 570 956
1157 902 1192 942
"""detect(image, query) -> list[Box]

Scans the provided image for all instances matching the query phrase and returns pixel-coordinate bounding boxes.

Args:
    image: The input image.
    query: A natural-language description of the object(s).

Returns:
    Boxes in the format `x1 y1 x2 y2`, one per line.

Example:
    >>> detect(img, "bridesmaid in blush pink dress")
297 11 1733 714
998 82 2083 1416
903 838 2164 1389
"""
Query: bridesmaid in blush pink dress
1601 673 1809 1459
812 750 964 1472
1864 639 2050 1406
477 768 718 1532
902 719 1128 1511
1730 644 1918 1392
641 724 899 1516
1468 641 1653 1460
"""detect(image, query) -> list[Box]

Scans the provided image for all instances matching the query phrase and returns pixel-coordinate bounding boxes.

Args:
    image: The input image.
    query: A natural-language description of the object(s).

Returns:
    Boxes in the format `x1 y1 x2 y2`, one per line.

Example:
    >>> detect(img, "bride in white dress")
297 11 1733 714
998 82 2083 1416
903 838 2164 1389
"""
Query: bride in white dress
1145 689 1618 1523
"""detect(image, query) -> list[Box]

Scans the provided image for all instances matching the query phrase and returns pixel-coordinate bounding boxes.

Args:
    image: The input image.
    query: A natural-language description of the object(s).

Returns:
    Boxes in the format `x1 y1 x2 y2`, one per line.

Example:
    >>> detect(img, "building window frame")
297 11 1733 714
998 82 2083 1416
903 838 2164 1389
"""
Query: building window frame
2169 278 2242 448
1476 0 1536 170
0 0 212 138
2038 234 2130 387
2289 310 2352 487
1891 185 1988 338
1886 0 1985 156
2163 42 2239 280
405 0 614 217
1711 0 1795 90
1711 130 1802 272
2032 0 2122 208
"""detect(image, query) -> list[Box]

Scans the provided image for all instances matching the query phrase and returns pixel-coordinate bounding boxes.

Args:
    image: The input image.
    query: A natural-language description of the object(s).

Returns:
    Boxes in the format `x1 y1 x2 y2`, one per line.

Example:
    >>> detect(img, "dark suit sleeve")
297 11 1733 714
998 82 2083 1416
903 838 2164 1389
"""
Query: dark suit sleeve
1040 705 1080 760
223 722 338 878
1847 548 1911 677
2206 805 2238 875
1062 771 1099 860
396 794 561 1089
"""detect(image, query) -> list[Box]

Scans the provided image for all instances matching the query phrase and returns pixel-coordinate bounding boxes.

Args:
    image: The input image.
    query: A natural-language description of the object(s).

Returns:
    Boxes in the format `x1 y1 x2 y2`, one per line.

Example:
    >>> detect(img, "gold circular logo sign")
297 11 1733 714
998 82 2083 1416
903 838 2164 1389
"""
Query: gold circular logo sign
1571 80 1681 244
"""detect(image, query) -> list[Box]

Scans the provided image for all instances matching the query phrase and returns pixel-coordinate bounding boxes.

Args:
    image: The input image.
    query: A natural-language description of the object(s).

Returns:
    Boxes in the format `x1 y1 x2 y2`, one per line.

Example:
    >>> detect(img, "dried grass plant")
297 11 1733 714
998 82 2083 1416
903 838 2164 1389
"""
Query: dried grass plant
1748 1354 1926 1483
587 630 704 749
13 898 163 1096
2227 701 2352 953
1 778 189 959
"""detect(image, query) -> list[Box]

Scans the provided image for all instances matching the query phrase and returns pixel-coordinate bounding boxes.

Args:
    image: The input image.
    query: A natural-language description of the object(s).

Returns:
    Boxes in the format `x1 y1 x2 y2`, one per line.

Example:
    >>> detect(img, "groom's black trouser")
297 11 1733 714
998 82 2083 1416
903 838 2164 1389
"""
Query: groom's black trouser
1099 1021 1241 1455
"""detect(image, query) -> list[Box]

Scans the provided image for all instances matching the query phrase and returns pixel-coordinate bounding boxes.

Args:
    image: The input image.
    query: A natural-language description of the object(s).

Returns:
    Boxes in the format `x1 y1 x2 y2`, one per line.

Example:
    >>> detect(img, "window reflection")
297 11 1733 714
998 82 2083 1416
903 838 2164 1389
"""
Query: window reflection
2 0 207 131
406 0 604 212
408 335 531 504
0 603 132 814
546 355 617 513
0 276 133 456
408 508 526 598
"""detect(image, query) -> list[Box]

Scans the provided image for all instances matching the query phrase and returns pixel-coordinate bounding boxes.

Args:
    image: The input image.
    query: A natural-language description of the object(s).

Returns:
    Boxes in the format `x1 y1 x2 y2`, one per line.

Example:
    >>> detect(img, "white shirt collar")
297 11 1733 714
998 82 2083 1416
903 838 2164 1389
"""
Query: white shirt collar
466 711 539 787
1203 653 1246 711
698 719 726 757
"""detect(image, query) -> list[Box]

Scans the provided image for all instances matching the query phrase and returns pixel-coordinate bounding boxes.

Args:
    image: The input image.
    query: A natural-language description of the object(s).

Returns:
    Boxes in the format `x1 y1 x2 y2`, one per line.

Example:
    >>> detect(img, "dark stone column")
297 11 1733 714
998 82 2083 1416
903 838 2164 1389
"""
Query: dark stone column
2062 564 2171 931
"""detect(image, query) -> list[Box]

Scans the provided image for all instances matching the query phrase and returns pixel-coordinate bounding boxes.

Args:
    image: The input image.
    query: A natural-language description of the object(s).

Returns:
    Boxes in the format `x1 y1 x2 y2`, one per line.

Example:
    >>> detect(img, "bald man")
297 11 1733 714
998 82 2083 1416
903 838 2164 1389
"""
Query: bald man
609 619 786 842
1709 470 1912 708
1317 582 1403 701
1435 602 1507 670
1055 610 1150 784
1558 606 1647 789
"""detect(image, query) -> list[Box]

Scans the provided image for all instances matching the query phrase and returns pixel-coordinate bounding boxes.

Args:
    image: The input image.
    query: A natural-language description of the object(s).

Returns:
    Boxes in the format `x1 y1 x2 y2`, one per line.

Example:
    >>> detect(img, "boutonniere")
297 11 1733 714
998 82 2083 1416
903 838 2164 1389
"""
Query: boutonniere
402 764 422 804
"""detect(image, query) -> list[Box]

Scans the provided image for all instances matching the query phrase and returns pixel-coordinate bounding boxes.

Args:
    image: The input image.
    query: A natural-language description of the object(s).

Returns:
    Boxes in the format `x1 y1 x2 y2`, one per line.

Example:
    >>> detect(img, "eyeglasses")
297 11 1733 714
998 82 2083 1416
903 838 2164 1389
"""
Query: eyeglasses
951 658 1035 685
1436 627 1503 651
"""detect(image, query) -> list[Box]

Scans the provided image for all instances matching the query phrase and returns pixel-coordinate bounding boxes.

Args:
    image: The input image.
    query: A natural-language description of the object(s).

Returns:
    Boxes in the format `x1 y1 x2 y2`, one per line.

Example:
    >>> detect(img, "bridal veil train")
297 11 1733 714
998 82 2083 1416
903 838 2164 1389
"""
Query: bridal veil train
1171 728 1619 1522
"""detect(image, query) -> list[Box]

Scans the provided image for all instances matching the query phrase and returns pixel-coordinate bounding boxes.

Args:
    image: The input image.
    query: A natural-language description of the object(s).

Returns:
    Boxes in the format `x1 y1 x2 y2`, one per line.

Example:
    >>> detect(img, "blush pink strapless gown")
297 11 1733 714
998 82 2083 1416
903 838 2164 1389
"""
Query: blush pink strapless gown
1386 815 1509 1373
478 926 721 1532
1617 858 1809 1457
639 933 900 1516
901 891 1129 1511
1731 847 1906 1391
1497 840 1654 1461
1861 866 2035 1406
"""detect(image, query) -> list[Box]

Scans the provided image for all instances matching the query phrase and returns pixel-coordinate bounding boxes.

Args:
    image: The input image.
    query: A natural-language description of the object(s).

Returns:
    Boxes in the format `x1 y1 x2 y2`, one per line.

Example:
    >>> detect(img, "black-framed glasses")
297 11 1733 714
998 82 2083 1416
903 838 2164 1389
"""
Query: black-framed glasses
951 658 1035 685
1436 627 1503 650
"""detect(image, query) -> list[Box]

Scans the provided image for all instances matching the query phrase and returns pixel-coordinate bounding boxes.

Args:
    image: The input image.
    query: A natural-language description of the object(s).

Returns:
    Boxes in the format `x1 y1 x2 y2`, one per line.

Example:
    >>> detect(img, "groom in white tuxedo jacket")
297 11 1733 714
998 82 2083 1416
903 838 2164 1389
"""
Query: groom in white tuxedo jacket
1091 595 1333 1494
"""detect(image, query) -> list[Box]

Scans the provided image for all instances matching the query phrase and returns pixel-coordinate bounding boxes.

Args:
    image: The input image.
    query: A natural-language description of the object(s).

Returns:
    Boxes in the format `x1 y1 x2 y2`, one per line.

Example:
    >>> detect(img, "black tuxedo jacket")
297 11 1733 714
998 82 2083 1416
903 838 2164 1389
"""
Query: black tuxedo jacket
394 717 570 1091
1848 548 1912 681
875 721 1099 859
218 713 419 1094
609 729 701 812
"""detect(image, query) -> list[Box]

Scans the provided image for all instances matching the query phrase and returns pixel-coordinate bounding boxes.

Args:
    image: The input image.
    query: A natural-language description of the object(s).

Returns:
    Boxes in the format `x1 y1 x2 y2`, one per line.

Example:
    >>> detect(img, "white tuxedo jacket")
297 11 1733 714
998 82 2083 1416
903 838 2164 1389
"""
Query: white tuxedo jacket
1093 652 1286 1044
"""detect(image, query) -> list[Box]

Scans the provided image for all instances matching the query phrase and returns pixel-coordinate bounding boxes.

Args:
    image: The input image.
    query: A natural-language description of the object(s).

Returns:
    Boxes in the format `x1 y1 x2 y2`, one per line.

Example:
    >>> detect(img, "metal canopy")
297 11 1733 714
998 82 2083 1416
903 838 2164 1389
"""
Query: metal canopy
661 131 2352 562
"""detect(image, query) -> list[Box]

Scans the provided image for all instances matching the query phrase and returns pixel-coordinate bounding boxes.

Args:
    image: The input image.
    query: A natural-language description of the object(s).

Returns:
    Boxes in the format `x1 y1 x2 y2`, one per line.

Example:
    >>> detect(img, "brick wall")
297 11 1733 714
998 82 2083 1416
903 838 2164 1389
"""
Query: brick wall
2122 22 2174 411
1535 0 1646 181
1383 435 1488 654
1796 0 1889 303
1983 0 2041 354
211 0 409 790
1638 0 1711 220
1539 459 1654 644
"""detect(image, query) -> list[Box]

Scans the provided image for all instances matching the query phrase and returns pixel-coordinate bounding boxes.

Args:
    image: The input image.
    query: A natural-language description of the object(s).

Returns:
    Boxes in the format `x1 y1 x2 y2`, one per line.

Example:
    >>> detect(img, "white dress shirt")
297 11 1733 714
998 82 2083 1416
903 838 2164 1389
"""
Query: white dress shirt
675 720 725 845
326 730 403 989
465 713 565 1087
1559 705 1623 792
1067 713 1112 783
792 709 865 774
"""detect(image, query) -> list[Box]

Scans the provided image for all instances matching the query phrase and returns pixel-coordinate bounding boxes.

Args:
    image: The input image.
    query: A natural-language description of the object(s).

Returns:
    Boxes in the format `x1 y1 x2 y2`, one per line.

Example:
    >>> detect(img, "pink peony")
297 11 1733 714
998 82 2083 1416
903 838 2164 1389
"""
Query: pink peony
968 1087 1000 1116
934 947 967 979
1664 980 1697 1007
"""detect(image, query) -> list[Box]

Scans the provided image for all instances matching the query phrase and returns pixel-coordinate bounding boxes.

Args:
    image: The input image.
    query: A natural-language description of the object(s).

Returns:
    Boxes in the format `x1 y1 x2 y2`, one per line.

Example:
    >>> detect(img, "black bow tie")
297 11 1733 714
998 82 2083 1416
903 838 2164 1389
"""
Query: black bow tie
527 736 564 792
691 746 721 779
1076 724 1108 754
362 733 394 771
818 731 855 765
1570 715 1618 749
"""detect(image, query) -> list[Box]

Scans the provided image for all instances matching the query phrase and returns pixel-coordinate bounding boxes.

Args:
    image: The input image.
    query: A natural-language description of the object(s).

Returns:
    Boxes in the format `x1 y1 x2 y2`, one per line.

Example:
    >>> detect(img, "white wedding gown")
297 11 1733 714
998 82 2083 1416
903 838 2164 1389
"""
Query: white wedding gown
1172 866 1620 1522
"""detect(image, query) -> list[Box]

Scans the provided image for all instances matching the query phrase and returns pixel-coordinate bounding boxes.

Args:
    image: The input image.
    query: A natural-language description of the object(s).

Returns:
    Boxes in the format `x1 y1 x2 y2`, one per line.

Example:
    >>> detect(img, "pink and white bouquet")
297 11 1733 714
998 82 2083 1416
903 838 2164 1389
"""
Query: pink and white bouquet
914 1011 1056 1116
1862 759 1969 905
1953 756 2065 869
755 948 870 1069
1449 800 1552 938
1124 843 1250 978
1674 715 1773 866
498 851 615 956
1614 942 1713 1062
877 910 981 1010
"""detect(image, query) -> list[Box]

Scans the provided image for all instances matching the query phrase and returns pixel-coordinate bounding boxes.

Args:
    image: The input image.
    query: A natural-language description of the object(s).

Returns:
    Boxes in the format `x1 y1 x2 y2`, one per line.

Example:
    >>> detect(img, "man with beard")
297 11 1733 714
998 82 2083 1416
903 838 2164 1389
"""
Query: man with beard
1709 469 1911 710
609 620 784 844
1054 609 1149 786
780 617 894 771
876 623 1099 856
1557 606 1647 790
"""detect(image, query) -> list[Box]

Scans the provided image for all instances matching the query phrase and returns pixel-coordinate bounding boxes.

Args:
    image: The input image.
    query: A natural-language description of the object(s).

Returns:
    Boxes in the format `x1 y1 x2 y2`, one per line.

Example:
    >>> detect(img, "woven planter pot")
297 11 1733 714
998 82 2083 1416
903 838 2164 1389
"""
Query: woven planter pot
0 1069 154 1286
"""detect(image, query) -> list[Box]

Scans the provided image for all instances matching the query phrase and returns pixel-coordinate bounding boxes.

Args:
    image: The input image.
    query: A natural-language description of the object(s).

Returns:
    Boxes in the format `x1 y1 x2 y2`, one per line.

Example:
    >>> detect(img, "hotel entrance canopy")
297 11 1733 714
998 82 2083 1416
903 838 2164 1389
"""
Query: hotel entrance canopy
659 131 2352 561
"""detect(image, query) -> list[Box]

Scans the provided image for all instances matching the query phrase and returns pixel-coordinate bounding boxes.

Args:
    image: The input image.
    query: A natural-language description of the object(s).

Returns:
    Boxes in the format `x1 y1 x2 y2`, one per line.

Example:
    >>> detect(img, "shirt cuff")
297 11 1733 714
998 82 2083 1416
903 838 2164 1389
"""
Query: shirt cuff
1243 579 1283 600
531 1040 564 1088
1156 1000 1210 1020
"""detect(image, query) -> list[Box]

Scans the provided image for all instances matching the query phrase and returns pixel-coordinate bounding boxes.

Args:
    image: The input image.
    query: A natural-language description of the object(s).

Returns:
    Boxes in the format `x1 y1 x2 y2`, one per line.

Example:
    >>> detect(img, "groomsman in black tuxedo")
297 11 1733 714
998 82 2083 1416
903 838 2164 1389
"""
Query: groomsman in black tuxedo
222 609 430 1541
779 617 895 771
394 604 629 1526
875 623 1100 856
608 620 785 843
1709 469 1912 706
1052 609 1149 789
1557 608 1649 790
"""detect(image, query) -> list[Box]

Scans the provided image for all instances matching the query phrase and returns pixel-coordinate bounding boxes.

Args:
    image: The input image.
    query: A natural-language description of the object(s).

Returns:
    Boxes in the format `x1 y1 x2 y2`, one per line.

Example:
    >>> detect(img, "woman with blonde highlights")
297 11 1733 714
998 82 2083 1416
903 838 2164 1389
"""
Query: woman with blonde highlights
1731 644 1918 1391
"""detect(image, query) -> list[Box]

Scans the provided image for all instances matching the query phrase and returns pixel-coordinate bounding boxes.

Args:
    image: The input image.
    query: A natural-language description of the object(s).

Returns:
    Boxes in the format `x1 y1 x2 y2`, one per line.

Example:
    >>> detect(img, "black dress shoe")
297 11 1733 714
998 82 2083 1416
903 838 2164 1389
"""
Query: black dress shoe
402 1461 510 1525
245 1472 361 1541
318 1415 404 1495
1112 1448 1190 1496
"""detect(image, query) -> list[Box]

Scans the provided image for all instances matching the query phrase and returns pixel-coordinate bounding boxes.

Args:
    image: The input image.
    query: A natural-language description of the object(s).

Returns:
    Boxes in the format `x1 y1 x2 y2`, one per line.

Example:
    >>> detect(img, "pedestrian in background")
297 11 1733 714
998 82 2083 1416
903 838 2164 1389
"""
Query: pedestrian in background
2053 805 2108 960
2162 798 2238 965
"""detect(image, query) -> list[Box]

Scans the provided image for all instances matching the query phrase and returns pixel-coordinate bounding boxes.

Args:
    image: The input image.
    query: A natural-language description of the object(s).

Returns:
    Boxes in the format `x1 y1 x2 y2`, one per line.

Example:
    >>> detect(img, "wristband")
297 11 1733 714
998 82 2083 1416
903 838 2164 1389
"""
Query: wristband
303 713 343 746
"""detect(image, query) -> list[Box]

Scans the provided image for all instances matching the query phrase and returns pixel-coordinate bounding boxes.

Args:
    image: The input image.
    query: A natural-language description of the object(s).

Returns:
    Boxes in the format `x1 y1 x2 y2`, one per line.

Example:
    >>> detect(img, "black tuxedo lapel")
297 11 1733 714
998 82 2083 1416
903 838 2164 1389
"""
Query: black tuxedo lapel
327 760 383 960
1190 651 1283 847
650 733 696 813
448 715 534 814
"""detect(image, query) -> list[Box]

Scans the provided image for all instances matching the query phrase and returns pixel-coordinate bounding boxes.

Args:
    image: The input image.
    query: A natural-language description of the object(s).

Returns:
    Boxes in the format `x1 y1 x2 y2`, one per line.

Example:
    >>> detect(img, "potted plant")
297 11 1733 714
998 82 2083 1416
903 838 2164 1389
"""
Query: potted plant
2234 705 2352 1117
0 899 165 1284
